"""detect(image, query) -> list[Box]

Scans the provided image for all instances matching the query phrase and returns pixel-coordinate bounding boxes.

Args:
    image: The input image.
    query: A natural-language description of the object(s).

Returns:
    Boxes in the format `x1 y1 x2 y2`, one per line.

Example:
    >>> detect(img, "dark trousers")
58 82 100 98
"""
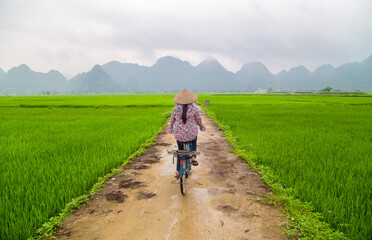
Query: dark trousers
176 137 197 171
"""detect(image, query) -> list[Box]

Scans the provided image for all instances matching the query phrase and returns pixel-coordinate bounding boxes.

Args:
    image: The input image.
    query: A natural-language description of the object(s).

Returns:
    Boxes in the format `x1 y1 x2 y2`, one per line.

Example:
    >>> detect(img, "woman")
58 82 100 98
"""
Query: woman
169 89 206 177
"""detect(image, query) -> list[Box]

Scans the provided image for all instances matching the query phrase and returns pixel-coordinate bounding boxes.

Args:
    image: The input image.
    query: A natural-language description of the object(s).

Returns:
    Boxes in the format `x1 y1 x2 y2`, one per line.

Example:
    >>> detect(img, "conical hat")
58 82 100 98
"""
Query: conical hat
173 89 198 104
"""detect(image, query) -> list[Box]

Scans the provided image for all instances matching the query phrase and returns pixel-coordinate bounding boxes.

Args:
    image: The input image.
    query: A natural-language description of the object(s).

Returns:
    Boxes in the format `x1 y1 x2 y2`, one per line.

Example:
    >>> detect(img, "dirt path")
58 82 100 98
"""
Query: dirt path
55 108 287 240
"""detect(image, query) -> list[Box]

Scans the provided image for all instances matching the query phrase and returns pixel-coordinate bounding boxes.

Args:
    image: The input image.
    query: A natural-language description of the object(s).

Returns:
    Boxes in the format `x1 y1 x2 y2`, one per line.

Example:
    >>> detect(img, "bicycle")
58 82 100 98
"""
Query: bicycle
168 142 200 195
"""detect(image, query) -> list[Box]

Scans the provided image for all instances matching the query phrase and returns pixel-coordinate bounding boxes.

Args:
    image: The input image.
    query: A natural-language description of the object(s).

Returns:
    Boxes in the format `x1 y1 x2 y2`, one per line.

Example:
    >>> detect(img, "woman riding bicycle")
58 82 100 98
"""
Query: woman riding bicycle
168 89 206 177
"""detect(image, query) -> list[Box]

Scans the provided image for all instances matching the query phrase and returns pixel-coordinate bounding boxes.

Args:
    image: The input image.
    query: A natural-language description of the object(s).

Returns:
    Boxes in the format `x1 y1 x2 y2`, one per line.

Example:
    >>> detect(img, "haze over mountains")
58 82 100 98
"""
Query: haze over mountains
0 55 371 95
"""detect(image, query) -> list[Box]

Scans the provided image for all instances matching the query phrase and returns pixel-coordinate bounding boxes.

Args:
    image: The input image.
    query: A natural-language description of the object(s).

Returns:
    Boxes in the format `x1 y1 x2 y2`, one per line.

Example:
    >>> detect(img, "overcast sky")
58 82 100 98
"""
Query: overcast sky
0 0 371 77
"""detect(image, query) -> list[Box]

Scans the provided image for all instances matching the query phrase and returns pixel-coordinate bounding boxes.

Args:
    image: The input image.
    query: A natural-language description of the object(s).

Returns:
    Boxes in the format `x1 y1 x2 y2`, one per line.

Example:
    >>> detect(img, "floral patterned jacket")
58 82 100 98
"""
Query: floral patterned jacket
168 103 206 142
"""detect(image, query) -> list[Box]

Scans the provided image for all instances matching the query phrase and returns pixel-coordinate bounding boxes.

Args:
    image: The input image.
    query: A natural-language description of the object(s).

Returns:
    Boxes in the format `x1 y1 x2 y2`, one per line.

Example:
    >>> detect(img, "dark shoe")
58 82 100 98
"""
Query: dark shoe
174 174 180 179
191 160 199 166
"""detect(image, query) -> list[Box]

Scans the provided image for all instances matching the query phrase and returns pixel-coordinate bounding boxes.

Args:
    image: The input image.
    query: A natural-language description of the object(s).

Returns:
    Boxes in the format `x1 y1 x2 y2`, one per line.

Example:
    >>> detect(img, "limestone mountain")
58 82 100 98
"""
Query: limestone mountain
102 61 148 93
45 70 68 90
66 72 87 93
195 58 237 92
328 55 372 92
312 64 335 89
275 65 312 90
148 56 196 92
0 68 5 88
0 64 67 95
236 62 274 91
0 68 5 79
74 64 123 94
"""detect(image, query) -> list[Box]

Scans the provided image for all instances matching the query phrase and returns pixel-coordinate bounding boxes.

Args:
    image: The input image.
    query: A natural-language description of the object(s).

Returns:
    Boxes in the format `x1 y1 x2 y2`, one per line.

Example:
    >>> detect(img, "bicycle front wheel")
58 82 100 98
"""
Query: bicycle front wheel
180 170 186 195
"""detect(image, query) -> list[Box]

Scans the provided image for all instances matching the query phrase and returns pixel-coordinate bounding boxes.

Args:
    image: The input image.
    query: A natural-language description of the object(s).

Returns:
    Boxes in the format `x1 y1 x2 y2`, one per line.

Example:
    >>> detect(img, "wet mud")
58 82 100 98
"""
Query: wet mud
105 191 127 203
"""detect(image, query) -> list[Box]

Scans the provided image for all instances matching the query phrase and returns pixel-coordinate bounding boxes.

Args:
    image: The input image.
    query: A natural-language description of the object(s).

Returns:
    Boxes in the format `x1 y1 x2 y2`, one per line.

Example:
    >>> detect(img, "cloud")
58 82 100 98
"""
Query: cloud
0 0 371 76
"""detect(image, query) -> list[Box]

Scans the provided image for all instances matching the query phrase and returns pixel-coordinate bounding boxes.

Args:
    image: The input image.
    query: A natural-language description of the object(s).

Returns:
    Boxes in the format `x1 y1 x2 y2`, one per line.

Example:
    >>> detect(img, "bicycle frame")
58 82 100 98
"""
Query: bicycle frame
168 143 200 195
179 143 191 178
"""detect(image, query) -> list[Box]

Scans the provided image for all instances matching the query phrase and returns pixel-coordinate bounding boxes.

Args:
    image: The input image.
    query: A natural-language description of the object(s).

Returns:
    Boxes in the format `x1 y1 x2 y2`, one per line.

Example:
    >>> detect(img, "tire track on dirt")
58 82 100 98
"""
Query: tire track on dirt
54 107 287 240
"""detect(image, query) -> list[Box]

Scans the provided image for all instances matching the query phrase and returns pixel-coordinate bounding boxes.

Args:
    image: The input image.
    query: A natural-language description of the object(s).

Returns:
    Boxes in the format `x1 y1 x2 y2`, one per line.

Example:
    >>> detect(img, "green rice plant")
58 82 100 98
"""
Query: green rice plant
0 94 176 107
0 105 171 239
200 94 371 239
197 93 372 106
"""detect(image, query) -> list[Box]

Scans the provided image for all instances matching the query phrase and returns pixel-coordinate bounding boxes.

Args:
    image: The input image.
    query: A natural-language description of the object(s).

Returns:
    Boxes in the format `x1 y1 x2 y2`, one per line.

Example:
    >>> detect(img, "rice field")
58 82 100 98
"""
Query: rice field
198 94 372 239
0 95 172 239
1 93 371 239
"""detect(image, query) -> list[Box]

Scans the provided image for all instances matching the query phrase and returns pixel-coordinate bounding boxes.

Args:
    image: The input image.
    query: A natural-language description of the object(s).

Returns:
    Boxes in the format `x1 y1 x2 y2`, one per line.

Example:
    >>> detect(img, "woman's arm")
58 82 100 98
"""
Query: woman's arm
168 106 177 133
195 109 206 131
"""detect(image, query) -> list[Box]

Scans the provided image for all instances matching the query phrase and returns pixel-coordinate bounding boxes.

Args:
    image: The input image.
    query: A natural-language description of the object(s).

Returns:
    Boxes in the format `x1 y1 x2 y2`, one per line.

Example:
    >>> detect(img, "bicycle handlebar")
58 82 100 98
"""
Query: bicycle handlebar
168 150 201 156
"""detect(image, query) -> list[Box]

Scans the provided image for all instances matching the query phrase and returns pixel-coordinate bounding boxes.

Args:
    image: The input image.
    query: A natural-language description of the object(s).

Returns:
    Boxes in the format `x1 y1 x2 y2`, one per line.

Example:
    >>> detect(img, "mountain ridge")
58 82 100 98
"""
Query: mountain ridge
1 55 371 94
